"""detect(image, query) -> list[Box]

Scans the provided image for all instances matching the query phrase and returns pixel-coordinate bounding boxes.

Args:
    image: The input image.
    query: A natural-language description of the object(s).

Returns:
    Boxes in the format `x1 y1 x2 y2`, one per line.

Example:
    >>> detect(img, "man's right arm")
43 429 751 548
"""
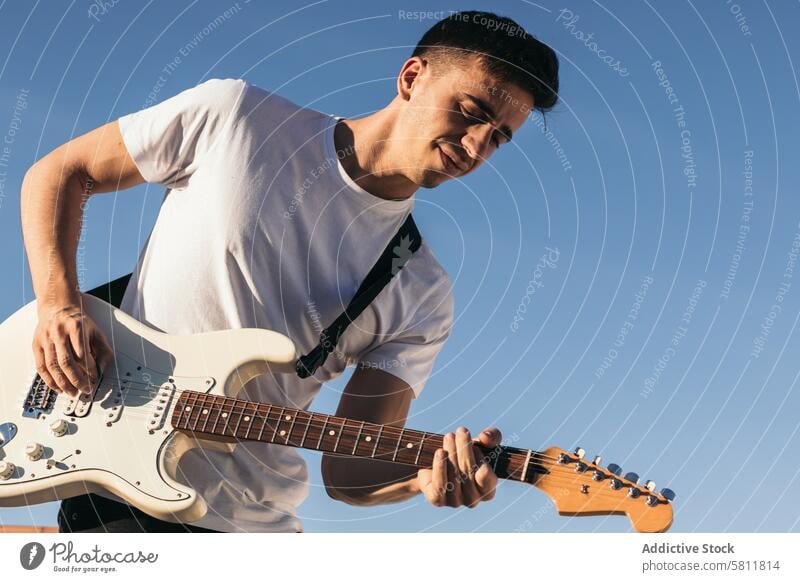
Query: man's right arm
20 120 144 397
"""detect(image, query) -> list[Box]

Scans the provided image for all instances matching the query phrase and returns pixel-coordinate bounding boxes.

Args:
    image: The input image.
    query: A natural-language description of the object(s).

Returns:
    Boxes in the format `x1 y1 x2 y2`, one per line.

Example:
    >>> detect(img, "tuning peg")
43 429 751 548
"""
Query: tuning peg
660 488 676 502
574 447 585 459
607 463 622 476
624 472 639 484
592 455 602 466
644 480 656 492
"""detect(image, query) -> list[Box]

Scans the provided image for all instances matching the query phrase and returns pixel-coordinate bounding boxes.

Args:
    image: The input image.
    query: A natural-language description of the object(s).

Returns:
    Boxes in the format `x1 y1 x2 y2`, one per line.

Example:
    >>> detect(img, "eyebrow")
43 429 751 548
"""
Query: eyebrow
462 93 514 142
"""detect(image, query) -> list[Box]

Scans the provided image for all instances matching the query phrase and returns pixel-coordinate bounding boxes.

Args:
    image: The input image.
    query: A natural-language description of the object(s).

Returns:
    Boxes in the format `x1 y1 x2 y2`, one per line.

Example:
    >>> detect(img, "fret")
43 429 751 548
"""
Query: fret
256 403 269 442
233 399 246 438
176 392 190 429
352 421 365 455
220 398 233 437
244 401 256 440
392 428 404 462
299 411 312 448
492 446 501 472
372 424 383 458
333 417 345 452
286 411 298 445
200 393 213 433
271 407 285 443
316 415 329 450
190 392 202 431
211 394 224 435
173 393 187 429
415 431 428 465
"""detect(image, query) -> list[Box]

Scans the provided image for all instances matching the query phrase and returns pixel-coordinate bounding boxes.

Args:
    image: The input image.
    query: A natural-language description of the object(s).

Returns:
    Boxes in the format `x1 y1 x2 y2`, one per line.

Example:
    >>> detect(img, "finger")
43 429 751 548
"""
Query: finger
420 449 447 506
54 336 89 394
455 427 481 507
475 427 503 468
477 427 503 448
442 433 461 507
44 341 76 397
33 343 58 394
474 463 498 502
68 325 97 386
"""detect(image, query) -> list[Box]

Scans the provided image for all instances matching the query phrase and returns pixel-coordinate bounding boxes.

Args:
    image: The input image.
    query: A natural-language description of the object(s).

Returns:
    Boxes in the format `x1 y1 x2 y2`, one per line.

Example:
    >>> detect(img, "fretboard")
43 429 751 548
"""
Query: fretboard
171 391 547 483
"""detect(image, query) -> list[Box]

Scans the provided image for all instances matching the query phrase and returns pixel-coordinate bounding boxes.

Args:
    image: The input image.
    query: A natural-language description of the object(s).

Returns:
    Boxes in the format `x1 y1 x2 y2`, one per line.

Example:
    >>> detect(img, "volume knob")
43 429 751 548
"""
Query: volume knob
26 443 44 461
0 461 15 480
50 419 68 437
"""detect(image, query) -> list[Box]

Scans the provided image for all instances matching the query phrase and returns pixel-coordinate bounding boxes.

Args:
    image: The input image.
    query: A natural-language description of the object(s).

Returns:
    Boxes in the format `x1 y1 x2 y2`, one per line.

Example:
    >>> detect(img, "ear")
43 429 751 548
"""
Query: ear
397 56 426 101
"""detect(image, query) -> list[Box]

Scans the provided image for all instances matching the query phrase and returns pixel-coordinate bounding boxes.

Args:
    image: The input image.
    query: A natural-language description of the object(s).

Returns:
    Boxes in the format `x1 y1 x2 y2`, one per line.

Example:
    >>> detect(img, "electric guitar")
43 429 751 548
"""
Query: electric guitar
0 294 674 532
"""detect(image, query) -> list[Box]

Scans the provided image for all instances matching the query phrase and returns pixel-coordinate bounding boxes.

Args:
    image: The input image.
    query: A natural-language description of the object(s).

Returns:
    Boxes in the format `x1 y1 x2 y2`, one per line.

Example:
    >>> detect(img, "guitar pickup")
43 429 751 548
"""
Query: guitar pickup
63 366 104 418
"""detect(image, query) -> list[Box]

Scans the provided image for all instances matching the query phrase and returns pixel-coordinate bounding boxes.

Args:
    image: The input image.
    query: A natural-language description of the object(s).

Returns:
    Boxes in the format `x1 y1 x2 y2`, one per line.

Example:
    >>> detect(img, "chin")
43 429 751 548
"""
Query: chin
417 171 449 189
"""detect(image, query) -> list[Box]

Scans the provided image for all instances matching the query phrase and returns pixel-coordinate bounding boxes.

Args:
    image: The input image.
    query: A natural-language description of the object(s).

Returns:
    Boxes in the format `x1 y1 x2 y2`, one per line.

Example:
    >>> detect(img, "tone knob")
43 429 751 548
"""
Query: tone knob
644 480 656 492
574 447 586 459
50 419 68 437
592 455 602 466
26 443 44 461
0 461 15 480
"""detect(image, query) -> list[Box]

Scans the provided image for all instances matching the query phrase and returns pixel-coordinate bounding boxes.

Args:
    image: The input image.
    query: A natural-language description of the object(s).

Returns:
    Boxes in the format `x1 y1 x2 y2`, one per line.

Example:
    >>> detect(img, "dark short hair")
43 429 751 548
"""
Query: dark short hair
411 11 559 113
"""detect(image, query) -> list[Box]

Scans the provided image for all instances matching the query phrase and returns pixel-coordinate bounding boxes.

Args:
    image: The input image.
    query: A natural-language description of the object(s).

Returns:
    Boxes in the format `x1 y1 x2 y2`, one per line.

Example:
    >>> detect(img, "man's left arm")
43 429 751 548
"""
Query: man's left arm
321 366 502 508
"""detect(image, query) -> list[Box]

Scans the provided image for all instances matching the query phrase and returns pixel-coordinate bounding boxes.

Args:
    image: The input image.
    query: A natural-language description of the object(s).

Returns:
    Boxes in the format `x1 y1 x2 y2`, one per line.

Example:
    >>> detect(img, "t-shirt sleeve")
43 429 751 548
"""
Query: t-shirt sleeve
358 271 454 399
117 77 247 189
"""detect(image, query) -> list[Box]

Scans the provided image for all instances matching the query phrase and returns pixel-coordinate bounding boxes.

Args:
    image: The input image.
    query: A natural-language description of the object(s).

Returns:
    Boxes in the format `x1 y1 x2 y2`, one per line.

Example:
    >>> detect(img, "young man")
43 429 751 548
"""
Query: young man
20 11 559 532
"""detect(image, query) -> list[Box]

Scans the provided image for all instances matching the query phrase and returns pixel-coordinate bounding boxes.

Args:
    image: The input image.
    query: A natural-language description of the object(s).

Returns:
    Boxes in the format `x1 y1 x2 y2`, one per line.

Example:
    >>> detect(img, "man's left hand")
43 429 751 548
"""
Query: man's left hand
417 426 502 508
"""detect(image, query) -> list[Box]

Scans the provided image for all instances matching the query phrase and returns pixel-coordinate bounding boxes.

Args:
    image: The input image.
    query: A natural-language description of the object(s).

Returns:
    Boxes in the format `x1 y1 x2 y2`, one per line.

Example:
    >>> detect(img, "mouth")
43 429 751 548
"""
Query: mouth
439 147 469 175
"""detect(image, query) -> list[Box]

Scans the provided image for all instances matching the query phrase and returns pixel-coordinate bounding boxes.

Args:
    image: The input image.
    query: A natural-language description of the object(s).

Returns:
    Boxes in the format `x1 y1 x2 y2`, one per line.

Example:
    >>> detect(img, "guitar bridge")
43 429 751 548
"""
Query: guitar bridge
21 373 57 419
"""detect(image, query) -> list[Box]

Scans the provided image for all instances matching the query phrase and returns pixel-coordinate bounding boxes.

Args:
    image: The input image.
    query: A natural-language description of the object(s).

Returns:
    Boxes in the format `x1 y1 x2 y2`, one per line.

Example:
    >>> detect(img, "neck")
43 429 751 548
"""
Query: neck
171 390 547 484
334 103 418 202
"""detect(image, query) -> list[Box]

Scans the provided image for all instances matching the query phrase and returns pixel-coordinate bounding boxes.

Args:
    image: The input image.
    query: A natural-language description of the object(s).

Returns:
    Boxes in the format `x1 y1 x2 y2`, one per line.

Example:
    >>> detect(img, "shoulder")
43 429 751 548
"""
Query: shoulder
233 79 328 128
396 240 454 329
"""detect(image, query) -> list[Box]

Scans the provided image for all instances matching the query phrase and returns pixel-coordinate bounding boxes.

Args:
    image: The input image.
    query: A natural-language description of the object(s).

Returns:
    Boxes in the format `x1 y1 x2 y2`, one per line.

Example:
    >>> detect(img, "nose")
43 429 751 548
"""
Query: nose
461 125 495 167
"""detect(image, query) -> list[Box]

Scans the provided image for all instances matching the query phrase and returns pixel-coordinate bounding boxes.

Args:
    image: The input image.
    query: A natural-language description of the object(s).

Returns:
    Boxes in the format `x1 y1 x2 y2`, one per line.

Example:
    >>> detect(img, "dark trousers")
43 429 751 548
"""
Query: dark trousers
56 274 220 533
57 493 221 533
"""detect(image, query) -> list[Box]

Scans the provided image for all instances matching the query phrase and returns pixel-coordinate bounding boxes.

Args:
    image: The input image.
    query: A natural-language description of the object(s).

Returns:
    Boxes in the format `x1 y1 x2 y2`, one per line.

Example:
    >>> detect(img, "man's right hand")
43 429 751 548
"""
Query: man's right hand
33 303 114 398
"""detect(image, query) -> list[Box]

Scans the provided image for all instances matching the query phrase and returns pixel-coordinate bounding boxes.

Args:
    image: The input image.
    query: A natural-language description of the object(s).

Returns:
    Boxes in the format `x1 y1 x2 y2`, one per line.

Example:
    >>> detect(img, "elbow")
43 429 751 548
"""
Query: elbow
321 455 371 506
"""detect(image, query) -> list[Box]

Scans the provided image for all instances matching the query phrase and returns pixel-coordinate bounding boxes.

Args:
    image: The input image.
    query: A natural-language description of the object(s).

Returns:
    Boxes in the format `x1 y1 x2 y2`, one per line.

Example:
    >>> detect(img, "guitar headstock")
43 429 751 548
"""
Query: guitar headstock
532 446 674 533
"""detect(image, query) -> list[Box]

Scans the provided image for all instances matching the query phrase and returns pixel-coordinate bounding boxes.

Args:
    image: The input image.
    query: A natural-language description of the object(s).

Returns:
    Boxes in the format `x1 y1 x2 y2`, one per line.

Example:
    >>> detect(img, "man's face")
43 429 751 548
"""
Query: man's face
396 55 534 188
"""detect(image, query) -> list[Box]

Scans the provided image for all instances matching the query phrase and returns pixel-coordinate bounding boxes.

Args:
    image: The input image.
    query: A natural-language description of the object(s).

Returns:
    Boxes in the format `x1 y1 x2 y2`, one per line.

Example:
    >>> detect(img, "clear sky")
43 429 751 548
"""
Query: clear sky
1 0 799 533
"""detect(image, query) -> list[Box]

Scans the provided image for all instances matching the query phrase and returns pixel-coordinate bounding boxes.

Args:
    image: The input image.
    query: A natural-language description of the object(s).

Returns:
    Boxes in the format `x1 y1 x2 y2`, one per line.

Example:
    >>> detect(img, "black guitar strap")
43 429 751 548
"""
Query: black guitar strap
295 213 422 378
87 213 422 380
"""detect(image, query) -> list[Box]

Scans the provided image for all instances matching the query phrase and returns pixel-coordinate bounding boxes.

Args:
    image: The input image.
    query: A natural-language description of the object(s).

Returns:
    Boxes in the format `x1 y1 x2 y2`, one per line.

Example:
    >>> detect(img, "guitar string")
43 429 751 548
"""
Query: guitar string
35 386 665 502
59 375 570 466
42 375 646 484
43 374 567 461
35 376 659 494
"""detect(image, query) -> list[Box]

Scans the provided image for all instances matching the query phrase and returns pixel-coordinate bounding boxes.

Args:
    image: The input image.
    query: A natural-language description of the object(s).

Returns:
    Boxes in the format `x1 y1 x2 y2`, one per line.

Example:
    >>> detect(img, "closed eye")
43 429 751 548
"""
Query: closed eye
460 104 506 148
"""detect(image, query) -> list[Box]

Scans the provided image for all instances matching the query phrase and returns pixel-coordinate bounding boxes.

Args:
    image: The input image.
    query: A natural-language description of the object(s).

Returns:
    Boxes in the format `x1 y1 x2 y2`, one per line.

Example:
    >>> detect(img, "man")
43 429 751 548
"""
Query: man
20 11 559 532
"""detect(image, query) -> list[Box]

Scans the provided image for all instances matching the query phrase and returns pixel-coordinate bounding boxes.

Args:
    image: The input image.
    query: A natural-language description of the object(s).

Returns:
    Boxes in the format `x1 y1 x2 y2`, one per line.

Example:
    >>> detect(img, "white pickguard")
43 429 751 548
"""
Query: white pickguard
0 293 297 523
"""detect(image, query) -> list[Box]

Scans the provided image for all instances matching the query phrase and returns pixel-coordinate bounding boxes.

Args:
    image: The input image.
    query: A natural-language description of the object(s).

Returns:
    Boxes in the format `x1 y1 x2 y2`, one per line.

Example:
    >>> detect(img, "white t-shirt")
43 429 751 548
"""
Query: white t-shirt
114 78 453 532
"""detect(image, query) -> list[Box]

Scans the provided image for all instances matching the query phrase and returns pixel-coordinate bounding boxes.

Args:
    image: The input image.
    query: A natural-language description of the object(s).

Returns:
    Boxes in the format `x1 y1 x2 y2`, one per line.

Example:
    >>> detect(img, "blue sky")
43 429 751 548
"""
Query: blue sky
1 0 799 532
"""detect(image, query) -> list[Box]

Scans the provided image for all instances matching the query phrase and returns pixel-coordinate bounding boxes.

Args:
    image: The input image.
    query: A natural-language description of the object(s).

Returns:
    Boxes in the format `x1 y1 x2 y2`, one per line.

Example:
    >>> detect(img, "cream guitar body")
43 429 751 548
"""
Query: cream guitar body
0 293 296 523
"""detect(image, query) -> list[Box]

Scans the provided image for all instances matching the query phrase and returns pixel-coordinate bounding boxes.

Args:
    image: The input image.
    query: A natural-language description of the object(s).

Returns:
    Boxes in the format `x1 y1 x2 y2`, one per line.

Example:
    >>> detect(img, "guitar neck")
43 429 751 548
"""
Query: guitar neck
171 390 547 484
